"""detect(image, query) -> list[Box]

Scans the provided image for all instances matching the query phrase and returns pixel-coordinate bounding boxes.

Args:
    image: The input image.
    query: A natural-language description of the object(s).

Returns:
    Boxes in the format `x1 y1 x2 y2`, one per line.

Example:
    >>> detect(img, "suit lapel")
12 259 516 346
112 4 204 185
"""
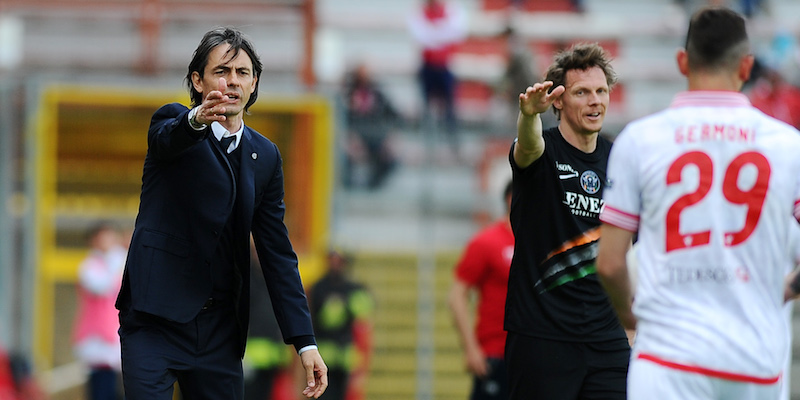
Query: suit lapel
238 128 256 230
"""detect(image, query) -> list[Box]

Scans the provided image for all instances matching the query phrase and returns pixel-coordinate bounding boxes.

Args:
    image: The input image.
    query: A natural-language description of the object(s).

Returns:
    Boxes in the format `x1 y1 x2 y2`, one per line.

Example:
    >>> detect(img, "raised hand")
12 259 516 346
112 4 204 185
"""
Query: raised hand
194 77 237 126
519 81 565 117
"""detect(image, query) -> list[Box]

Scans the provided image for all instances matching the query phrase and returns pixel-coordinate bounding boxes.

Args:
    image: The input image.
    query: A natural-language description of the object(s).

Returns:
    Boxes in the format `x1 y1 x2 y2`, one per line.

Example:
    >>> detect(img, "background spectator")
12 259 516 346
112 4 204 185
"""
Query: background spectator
341 63 402 190
495 27 557 134
72 221 126 400
0 346 45 400
448 181 514 400
309 251 374 400
407 0 468 157
747 59 800 128
675 0 766 18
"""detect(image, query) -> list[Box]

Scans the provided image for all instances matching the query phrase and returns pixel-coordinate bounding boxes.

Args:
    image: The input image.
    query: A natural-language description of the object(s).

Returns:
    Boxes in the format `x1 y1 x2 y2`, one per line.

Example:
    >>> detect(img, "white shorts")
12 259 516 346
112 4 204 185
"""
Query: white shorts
628 354 781 400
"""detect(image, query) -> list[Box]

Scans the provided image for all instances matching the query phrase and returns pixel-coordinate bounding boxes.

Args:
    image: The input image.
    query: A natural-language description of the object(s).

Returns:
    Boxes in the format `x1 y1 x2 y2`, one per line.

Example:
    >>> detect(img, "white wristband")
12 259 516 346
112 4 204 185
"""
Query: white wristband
298 345 318 355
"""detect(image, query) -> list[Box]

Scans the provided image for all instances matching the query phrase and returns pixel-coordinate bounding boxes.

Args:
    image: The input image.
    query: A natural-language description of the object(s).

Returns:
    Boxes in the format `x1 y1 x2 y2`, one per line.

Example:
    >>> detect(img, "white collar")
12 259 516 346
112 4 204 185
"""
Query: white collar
211 121 244 153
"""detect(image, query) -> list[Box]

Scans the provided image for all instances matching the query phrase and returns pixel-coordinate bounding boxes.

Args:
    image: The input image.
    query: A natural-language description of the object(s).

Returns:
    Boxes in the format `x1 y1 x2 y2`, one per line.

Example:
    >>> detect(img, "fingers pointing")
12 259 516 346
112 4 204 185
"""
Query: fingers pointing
218 77 227 94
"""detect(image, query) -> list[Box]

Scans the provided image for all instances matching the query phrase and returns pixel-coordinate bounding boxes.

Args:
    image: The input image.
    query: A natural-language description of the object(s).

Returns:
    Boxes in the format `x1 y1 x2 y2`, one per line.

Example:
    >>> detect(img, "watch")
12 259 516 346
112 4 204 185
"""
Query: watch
188 107 207 130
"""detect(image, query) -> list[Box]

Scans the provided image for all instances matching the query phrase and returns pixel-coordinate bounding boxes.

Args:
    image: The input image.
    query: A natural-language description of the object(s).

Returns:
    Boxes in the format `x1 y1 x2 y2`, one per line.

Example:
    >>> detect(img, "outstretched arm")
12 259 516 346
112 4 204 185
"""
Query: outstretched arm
514 82 565 168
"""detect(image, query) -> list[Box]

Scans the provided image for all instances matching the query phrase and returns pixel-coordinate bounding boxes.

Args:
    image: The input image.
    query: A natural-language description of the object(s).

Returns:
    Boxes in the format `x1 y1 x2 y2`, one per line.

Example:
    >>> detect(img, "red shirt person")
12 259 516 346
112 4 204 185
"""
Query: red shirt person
448 182 514 400
748 66 800 128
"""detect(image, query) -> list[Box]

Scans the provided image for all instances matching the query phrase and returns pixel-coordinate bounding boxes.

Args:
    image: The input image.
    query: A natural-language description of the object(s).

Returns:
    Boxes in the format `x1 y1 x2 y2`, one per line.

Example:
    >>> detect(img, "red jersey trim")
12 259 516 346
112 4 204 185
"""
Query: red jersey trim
638 353 780 385
599 206 639 232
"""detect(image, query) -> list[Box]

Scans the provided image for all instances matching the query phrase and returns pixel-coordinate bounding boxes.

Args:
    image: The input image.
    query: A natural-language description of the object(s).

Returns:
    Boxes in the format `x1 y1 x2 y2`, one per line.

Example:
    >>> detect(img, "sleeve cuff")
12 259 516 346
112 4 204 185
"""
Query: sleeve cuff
298 345 318 355
289 335 316 353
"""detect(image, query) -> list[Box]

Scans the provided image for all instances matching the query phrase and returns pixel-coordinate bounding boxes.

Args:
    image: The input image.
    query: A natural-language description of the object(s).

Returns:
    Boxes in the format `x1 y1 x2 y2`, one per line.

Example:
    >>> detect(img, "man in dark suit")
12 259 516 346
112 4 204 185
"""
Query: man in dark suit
115 27 328 400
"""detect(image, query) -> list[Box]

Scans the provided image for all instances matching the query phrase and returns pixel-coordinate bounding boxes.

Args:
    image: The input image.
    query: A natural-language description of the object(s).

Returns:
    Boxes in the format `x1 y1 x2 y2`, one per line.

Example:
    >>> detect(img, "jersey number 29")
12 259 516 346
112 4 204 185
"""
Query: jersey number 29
665 151 770 252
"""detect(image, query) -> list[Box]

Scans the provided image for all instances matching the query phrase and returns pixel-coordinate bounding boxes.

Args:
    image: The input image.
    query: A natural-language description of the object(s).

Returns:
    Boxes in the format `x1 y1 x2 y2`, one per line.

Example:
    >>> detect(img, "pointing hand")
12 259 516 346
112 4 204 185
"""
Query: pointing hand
194 77 235 125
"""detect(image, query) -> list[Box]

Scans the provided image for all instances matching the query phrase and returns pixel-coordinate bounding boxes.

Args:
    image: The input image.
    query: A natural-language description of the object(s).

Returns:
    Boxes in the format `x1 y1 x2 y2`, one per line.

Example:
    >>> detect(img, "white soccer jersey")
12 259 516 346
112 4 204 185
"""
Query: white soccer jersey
601 91 800 382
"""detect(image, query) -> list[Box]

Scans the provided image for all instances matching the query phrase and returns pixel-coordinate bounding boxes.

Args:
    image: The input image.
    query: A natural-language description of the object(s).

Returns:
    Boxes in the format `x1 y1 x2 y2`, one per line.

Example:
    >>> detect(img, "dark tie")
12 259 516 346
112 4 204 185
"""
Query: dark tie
219 136 235 154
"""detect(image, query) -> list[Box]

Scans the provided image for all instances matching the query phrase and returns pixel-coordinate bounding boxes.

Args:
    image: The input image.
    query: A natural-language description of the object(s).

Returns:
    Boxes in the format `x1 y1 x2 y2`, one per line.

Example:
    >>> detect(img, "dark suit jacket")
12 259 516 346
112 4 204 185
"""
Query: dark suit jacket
116 102 314 354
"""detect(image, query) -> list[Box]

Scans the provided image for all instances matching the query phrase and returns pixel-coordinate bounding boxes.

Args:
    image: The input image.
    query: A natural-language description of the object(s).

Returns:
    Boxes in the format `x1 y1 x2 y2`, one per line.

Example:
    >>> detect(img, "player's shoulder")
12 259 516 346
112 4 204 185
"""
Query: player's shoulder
629 107 674 131
148 103 191 130
607 111 676 165
750 111 800 147
754 110 800 135
597 131 614 149
483 220 511 236
616 108 672 137
242 127 284 172
464 221 504 248
468 225 497 245
541 126 561 142
541 126 580 156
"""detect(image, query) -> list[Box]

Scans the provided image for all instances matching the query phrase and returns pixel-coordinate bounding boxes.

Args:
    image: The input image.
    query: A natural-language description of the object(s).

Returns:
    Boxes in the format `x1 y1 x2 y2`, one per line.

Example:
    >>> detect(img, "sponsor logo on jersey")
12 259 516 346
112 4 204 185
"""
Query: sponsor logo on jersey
556 162 579 180
665 265 750 284
580 170 601 194
563 191 603 218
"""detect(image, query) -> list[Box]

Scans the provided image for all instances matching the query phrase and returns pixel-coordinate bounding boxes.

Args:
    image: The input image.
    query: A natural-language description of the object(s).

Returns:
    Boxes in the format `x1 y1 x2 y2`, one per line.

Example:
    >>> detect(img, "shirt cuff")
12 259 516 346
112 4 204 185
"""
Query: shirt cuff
298 345 318 355
187 107 207 131
290 335 316 353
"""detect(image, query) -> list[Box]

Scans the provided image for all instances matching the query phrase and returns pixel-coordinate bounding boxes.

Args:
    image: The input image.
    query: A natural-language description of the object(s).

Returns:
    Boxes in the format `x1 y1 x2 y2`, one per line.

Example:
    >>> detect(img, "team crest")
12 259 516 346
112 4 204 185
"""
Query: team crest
580 170 601 194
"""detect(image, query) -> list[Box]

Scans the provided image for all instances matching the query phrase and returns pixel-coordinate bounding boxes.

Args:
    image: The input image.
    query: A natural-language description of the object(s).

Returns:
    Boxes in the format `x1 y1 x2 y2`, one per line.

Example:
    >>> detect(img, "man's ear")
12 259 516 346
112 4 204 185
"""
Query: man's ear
676 48 690 77
553 95 563 112
250 74 258 94
739 54 755 83
191 71 203 94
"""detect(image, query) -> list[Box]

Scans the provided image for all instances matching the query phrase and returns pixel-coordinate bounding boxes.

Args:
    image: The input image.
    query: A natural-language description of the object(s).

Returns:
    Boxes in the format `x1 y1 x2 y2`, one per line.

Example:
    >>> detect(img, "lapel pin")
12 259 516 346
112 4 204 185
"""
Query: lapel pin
251 153 258 160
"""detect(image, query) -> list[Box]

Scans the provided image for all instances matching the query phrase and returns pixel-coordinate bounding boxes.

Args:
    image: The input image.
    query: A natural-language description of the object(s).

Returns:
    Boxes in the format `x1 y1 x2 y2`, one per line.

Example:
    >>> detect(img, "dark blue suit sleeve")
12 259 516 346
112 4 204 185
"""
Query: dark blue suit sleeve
251 142 316 344
148 103 208 160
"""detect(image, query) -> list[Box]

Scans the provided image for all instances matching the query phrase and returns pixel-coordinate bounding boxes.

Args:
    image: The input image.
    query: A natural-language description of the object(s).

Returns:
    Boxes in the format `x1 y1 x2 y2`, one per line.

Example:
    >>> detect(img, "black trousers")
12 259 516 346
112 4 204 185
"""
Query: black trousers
470 357 508 400
119 300 243 400
505 332 629 400
86 367 121 400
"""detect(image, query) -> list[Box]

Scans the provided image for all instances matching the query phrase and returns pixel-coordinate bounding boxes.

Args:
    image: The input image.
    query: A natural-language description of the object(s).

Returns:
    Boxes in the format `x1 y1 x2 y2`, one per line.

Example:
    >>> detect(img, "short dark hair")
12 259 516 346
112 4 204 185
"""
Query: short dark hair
185 27 263 112
685 7 749 73
544 42 617 119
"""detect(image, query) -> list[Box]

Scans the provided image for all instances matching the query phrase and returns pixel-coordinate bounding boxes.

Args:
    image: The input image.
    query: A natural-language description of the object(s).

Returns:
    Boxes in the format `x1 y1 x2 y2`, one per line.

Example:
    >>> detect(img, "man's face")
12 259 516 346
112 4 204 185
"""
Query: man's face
554 66 610 136
193 44 257 117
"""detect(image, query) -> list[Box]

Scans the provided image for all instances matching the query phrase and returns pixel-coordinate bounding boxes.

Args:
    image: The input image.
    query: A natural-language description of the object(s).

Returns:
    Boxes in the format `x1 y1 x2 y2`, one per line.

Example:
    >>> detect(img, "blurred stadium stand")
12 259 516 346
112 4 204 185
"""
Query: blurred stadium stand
2 0 800 399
